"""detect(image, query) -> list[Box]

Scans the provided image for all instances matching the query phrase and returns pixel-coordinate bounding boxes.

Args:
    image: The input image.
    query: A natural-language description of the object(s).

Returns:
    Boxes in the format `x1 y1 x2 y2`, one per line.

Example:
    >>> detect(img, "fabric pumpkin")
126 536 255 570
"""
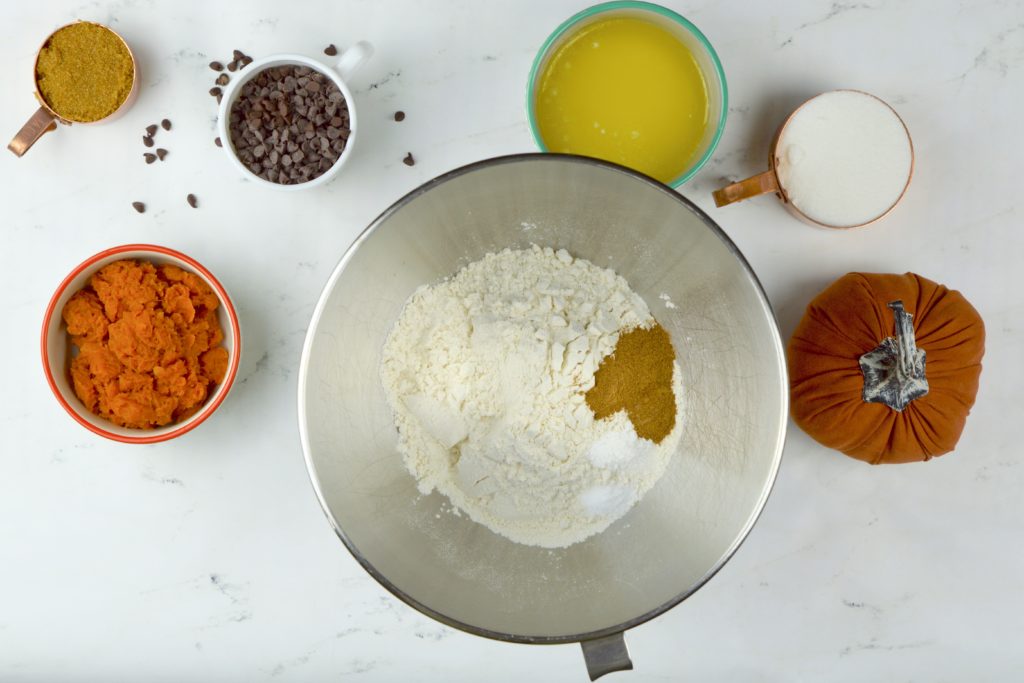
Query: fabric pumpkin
788 272 984 464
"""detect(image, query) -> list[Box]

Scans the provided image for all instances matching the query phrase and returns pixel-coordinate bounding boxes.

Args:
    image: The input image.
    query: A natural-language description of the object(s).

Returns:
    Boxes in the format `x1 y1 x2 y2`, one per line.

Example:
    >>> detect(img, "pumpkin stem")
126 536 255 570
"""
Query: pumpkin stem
890 301 918 383
859 300 929 412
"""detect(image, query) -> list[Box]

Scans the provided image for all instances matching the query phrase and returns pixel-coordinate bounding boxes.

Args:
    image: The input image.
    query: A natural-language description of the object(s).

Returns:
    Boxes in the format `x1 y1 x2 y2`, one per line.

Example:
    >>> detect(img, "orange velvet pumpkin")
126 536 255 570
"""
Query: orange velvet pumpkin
788 272 985 464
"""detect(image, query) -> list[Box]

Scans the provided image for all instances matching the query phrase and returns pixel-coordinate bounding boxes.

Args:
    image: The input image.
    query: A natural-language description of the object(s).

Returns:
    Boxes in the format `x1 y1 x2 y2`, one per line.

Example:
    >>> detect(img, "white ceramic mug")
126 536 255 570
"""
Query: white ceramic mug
216 42 373 191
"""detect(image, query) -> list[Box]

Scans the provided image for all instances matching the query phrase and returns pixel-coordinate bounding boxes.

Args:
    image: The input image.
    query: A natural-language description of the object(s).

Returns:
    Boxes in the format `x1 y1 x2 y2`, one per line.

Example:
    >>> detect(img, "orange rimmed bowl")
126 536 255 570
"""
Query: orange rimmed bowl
41 244 241 444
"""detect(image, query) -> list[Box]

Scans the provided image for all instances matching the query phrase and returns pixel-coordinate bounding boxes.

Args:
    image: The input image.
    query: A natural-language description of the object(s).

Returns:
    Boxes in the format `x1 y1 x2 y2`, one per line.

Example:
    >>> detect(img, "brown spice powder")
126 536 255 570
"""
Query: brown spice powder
585 323 677 443
35 22 134 122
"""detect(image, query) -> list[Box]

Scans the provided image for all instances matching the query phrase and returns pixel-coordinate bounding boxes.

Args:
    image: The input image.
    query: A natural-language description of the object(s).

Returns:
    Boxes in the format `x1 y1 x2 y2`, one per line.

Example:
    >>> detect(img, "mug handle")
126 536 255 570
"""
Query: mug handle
8 106 58 157
335 41 374 81
712 170 779 208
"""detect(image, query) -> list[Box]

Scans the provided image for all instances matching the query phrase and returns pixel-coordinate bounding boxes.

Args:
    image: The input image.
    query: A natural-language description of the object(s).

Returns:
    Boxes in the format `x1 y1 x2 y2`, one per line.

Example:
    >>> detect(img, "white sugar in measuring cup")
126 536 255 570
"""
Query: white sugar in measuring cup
713 90 913 229
216 42 373 191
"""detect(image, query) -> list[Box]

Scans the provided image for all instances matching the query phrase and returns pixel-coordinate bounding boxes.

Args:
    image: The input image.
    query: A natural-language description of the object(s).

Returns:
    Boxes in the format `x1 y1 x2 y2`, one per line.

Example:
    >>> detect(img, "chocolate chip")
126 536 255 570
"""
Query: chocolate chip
216 73 230 86
143 135 154 147
146 124 158 137
241 56 253 67
144 153 156 164
186 194 198 208
324 44 338 56
156 148 168 161
210 87 221 97
214 137 222 147
227 61 238 72
394 111 405 122
132 202 145 213
403 152 415 166
227 64 349 185
233 49 244 62
161 118 171 131
210 61 224 71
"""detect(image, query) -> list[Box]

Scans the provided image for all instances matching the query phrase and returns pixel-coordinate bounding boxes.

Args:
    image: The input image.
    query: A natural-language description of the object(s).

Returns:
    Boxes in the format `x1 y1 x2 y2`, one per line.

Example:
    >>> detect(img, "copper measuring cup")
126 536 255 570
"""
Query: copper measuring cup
8 20 139 157
712 90 914 229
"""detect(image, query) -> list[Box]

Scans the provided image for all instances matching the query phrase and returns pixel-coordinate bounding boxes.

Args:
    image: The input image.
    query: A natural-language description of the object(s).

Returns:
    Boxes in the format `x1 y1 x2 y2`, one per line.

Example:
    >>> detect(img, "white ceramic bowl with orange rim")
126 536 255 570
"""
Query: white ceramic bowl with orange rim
41 244 241 444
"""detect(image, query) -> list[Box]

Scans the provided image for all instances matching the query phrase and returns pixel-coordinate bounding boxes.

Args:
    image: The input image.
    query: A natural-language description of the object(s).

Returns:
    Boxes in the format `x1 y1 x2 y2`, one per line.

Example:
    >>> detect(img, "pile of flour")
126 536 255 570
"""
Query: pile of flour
380 245 683 548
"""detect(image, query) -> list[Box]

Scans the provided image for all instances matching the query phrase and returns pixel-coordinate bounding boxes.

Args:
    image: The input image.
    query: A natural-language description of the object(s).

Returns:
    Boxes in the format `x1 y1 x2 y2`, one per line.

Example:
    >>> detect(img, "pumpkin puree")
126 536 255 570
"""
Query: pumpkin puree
62 259 229 429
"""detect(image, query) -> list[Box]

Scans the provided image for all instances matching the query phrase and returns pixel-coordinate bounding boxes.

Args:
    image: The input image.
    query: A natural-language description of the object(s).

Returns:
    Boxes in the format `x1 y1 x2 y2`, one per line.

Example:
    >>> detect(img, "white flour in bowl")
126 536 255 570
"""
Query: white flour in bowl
380 245 683 548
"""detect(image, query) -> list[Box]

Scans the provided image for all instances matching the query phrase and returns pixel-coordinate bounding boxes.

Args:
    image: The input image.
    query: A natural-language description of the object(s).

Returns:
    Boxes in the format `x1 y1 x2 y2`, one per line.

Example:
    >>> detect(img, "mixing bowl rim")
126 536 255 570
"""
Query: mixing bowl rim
297 152 787 645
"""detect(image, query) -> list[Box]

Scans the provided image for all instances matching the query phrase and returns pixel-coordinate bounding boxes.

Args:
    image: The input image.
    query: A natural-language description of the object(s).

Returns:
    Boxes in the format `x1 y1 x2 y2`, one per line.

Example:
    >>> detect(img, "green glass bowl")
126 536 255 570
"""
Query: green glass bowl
527 1 728 187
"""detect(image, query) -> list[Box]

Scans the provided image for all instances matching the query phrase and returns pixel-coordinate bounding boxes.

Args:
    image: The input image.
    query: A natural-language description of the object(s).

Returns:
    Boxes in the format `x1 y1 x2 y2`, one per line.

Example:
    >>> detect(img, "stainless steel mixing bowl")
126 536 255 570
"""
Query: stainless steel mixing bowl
298 154 787 679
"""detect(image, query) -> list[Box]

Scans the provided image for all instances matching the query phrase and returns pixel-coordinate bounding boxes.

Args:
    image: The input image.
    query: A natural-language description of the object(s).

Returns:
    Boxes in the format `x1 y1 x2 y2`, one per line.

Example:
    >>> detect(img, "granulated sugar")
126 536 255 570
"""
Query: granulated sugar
775 90 912 227
380 245 683 548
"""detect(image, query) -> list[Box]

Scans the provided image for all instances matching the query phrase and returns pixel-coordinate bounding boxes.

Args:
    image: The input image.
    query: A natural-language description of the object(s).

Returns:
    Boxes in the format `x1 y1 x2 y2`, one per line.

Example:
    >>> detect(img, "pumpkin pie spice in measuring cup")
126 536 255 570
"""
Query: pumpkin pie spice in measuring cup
8 21 138 157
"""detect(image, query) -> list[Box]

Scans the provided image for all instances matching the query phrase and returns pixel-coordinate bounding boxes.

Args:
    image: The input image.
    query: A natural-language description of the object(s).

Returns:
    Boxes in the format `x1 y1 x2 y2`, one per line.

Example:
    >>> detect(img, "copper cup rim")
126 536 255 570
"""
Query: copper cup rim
767 89 915 230
32 19 139 125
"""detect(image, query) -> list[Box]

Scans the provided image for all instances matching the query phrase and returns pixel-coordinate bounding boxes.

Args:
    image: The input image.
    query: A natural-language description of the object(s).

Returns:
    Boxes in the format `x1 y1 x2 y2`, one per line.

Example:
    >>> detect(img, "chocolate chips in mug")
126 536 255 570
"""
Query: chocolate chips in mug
227 65 350 185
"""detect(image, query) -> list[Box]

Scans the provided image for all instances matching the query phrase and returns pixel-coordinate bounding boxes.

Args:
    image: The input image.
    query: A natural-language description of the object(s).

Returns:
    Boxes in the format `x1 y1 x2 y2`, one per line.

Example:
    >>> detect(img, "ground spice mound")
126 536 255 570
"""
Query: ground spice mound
35 22 134 122
586 323 677 443
62 260 229 429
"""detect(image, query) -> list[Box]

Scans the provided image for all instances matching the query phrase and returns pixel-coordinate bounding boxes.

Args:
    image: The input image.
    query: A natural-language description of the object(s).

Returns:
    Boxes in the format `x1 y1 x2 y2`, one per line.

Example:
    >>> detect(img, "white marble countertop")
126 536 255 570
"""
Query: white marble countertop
1 0 1021 680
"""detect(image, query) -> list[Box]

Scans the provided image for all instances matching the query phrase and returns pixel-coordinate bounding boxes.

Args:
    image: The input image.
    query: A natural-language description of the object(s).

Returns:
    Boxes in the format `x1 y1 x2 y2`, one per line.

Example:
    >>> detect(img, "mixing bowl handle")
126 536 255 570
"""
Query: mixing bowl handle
580 632 633 681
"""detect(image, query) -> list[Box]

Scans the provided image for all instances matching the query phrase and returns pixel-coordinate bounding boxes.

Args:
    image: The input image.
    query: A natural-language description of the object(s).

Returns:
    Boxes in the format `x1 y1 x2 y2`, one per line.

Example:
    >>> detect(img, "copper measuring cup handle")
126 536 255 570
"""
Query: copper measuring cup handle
8 106 57 157
712 170 779 208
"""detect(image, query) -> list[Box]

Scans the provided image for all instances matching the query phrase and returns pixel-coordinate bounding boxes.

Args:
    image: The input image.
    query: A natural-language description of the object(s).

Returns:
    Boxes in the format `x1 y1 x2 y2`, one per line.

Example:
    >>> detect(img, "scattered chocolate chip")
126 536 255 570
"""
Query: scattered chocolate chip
324 44 338 56
210 61 224 71
403 152 415 166
186 194 198 208
132 202 145 213
156 148 168 161
394 110 405 122
232 49 244 62
143 135 154 147
161 118 171 131
144 153 156 164
227 61 238 72
227 64 349 185
214 137 222 147
240 56 253 67
145 124 158 137
209 86 222 97
216 73 230 86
